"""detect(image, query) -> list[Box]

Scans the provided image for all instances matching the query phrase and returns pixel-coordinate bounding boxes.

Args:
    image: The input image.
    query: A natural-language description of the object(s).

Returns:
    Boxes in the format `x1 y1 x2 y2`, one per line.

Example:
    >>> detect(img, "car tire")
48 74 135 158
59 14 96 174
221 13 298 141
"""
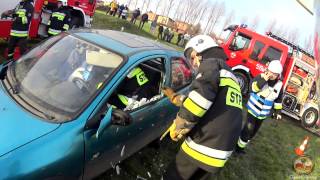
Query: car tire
301 108 318 128
234 71 249 95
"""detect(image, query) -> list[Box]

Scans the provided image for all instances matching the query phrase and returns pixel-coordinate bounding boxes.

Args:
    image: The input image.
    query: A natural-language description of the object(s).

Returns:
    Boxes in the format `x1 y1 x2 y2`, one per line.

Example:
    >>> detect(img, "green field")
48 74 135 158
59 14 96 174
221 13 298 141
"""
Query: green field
0 11 319 180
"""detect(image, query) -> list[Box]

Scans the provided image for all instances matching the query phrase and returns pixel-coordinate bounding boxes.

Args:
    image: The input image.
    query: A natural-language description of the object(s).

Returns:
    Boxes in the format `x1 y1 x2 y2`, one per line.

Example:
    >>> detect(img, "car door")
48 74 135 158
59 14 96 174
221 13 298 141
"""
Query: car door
82 55 171 179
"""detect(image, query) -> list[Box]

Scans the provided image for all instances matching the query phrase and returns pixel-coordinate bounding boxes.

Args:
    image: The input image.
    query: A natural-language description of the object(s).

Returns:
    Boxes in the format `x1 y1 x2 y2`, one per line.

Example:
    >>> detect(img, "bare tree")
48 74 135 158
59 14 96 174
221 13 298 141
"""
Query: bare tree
286 28 300 44
127 0 133 8
273 24 289 38
174 0 186 20
250 15 260 30
181 0 194 23
145 0 151 12
203 1 225 34
133 0 139 10
187 0 210 25
194 0 210 24
304 34 314 53
154 0 163 14
173 0 183 19
141 0 146 11
164 0 176 17
265 19 290 39
160 1 166 15
219 9 235 36
265 18 277 32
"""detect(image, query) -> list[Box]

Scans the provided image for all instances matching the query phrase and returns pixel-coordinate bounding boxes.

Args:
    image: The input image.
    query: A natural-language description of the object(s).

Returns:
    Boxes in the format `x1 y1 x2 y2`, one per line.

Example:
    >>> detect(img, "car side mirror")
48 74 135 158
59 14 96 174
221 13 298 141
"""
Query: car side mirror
95 108 132 139
111 109 132 126
96 107 113 139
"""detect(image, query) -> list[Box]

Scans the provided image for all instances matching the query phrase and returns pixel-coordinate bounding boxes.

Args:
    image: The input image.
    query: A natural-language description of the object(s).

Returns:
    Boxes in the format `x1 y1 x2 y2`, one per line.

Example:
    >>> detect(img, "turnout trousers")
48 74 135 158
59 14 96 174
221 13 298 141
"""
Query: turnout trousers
163 149 219 180
238 112 264 149
7 36 27 60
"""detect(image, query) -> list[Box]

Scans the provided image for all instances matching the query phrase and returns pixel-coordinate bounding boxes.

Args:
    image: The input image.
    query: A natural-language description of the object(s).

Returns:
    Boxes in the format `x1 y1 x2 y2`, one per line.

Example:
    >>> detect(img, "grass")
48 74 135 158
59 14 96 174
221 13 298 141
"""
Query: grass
93 10 183 51
0 11 319 180
96 116 320 180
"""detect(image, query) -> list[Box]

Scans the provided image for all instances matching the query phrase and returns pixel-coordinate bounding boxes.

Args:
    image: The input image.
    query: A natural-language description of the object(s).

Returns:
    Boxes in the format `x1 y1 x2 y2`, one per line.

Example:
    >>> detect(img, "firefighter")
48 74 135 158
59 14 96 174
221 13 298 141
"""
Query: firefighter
6 0 34 60
236 60 283 154
163 35 243 179
108 66 151 110
47 0 71 37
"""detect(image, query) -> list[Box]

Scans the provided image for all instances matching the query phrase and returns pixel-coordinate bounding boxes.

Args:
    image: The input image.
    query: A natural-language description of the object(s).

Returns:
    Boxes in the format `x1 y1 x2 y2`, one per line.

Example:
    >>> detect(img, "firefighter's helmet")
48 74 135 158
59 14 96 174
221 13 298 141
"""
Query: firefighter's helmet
184 35 219 55
58 0 68 6
268 60 283 74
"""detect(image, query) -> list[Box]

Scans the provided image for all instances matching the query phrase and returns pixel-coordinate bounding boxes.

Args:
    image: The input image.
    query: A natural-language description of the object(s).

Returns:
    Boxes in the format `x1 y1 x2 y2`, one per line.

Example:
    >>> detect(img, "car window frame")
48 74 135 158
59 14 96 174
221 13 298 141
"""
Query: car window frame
85 54 169 129
170 56 193 91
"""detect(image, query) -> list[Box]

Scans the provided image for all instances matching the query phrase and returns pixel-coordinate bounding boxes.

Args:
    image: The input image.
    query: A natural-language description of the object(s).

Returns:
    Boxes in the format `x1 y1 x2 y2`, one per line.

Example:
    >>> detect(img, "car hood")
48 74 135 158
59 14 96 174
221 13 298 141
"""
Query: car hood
0 85 60 156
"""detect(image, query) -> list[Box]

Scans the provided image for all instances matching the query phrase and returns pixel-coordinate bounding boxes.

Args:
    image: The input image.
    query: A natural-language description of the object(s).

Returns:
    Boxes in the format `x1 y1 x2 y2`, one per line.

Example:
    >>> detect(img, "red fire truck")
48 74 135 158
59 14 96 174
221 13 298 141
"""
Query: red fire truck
221 24 319 129
0 0 96 39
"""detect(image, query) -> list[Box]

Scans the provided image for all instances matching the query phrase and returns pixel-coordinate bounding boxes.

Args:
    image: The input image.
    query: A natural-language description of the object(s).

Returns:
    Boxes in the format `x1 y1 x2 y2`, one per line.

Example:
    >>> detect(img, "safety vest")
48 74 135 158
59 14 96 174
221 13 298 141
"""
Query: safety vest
115 67 149 107
126 67 149 86
247 80 283 119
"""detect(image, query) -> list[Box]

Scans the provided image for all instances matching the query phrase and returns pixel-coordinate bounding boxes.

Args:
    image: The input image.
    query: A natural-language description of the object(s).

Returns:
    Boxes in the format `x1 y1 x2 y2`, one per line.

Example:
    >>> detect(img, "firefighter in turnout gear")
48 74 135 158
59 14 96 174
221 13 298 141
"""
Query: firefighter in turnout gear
108 65 151 110
163 35 243 180
6 0 34 60
236 60 283 153
48 0 71 37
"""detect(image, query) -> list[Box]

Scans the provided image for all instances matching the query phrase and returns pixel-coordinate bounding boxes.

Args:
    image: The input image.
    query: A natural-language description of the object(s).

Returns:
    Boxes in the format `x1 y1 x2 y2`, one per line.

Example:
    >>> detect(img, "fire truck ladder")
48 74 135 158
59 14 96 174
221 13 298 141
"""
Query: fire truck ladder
266 32 314 59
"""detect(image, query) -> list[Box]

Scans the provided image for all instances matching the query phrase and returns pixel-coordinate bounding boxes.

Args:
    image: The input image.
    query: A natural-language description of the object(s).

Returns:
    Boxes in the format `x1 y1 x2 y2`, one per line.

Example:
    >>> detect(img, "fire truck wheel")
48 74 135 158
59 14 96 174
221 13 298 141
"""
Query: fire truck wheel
301 108 318 128
70 17 81 29
234 71 249 94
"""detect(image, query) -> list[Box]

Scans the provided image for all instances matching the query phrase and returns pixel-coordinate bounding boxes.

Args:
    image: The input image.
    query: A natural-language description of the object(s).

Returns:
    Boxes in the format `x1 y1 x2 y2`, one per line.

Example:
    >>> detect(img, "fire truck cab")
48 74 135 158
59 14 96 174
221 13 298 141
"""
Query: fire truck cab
221 25 289 93
0 0 96 39
221 24 319 128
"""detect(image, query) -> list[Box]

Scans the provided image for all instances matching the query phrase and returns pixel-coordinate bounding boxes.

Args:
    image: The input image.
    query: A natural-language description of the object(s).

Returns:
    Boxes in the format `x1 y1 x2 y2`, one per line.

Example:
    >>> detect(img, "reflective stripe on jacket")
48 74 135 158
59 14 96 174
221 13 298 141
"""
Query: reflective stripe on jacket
127 67 149 86
48 8 71 35
11 1 34 37
247 75 283 119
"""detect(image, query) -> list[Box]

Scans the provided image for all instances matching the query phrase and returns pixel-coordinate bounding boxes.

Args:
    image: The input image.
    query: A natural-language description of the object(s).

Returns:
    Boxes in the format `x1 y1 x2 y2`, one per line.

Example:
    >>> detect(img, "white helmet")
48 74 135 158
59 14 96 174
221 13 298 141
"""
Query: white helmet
58 0 68 6
268 60 283 74
184 35 219 54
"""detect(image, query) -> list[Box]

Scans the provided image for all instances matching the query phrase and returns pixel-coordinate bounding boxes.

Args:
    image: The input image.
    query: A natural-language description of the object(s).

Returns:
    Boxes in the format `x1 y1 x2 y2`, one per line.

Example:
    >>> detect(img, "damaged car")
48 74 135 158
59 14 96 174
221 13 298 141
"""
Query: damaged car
0 29 193 179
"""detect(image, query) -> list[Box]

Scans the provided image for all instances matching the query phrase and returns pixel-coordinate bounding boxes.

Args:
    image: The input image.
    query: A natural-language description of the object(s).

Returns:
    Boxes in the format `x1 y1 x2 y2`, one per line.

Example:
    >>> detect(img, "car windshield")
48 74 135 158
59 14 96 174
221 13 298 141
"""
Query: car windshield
9 34 123 121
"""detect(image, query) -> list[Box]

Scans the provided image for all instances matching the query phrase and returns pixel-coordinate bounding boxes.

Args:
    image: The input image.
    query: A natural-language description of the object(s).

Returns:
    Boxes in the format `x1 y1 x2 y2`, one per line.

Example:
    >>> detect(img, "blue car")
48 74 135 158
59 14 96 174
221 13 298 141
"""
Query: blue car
0 30 194 179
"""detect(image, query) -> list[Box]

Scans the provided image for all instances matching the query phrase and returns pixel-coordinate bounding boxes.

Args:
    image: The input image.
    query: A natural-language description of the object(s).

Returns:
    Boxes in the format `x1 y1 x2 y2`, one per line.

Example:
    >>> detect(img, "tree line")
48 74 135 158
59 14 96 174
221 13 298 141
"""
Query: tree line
125 0 313 53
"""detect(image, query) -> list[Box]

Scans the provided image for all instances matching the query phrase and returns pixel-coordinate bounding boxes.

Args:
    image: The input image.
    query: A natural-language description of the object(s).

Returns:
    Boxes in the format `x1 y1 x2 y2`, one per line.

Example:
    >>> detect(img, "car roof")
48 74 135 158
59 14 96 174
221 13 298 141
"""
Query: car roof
71 29 177 56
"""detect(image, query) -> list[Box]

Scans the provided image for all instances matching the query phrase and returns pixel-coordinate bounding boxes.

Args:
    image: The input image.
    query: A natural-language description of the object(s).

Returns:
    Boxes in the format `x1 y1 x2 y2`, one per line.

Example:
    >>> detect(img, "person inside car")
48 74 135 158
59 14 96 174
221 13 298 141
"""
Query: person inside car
108 65 153 110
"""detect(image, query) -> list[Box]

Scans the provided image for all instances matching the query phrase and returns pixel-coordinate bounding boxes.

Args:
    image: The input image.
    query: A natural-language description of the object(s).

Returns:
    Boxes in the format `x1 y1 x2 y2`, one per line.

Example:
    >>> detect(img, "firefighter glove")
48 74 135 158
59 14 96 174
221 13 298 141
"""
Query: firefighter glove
169 115 196 141
162 87 185 107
